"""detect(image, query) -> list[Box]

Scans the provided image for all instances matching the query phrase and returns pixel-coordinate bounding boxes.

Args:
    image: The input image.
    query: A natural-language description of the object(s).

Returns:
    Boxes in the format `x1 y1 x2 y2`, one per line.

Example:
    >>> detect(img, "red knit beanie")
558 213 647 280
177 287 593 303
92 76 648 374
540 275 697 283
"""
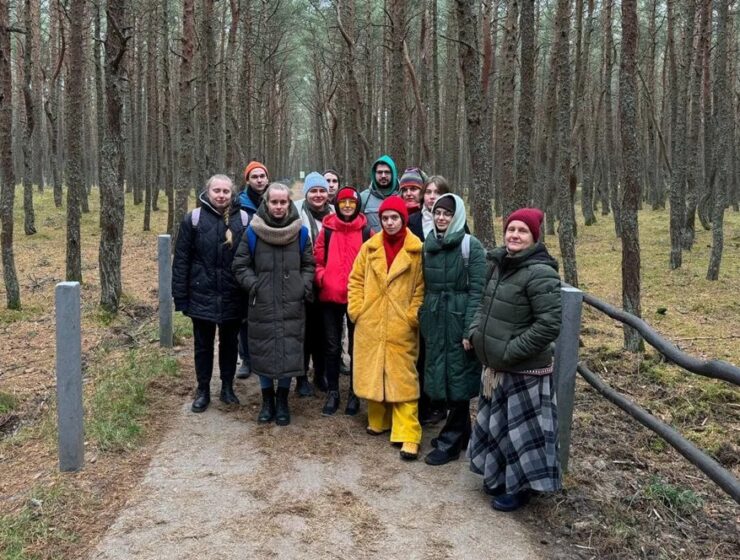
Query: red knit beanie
378 195 408 225
243 161 269 182
504 208 544 242
336 187 359 202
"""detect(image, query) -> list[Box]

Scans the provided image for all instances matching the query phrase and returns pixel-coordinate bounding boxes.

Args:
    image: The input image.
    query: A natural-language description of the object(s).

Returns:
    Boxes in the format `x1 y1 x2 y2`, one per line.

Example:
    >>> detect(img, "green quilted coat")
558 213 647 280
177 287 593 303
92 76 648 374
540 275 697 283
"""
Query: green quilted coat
418 195 487 402
468 242 561 371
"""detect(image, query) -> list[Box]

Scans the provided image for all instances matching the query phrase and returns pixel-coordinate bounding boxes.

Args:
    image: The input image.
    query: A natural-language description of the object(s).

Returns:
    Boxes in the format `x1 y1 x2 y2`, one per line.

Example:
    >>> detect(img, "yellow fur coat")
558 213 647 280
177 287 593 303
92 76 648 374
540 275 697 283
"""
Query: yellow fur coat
347 230 425 402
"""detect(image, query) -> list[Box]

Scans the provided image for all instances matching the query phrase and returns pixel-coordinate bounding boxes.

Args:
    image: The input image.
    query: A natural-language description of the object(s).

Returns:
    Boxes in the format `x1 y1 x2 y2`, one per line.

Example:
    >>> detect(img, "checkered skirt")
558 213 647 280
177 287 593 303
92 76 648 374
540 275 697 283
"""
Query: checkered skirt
468 373 561 494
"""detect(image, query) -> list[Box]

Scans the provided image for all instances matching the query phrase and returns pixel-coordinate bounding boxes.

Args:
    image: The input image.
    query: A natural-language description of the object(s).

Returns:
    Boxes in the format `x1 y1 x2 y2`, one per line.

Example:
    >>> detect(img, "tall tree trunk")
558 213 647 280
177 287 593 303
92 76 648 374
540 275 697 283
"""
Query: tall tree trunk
698 0 713 230
387 0 407 165
431 0 440 170
148 3 160 214
603 0 619 235
578 0 596 225
553 0 577 286
337 0 370 185
619 0 643 351
0 0 21 308
46 0 64 208
667 0 689 269
174 0 195 244
162 0 175 234
94 3 105 190
21 0 37 235
707 0 729 280
65 0 85 282
223 0 239 176
455 0 495 247
99 0 128 312
498 0 521 216
683 0 707 250
514 0 535 210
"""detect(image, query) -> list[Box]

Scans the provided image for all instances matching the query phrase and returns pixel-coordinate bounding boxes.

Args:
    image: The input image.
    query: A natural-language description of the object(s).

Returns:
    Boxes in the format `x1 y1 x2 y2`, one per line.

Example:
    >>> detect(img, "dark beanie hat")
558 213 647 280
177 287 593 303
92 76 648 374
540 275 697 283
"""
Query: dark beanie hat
504 208 544 243
378 195 409 225
433 195 456 214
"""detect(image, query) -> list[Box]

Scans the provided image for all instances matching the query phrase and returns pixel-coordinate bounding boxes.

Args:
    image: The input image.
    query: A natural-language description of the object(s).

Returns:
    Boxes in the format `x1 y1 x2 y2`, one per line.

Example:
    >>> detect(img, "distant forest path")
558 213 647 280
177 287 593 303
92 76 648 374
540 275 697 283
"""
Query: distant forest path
88 368 557 560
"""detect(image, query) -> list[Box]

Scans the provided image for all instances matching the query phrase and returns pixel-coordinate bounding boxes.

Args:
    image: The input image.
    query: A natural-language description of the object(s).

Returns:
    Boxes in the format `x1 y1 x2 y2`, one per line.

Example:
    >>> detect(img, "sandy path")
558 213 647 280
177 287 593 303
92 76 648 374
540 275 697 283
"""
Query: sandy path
89 369 552 560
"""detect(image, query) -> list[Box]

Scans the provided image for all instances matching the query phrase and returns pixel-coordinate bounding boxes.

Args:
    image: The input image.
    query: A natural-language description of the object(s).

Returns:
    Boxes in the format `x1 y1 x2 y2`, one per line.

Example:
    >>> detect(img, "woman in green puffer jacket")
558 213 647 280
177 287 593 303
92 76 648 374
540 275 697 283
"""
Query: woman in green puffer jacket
467 207 562 512
419 194 486 466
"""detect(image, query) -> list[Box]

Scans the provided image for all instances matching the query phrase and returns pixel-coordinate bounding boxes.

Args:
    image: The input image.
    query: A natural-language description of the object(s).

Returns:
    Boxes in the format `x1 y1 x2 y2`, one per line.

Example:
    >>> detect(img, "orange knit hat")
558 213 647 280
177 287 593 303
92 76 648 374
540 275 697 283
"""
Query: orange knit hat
243 161 268 182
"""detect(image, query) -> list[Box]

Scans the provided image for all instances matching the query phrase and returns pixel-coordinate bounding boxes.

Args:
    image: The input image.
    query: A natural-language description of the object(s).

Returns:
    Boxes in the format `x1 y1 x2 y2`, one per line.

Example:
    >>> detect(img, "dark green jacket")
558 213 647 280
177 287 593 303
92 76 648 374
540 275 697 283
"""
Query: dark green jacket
468 243 561 371
419 230 486 401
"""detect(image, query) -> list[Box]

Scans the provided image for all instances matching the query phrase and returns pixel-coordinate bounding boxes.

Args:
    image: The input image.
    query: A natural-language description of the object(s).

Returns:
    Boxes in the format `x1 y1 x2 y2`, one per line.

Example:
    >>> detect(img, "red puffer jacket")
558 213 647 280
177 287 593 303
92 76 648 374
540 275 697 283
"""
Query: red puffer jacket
314 213 371 304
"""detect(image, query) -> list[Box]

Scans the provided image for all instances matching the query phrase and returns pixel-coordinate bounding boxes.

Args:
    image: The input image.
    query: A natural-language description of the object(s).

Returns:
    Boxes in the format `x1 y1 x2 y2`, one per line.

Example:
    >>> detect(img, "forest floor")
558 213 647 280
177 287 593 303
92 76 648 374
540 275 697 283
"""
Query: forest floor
0 189 739 559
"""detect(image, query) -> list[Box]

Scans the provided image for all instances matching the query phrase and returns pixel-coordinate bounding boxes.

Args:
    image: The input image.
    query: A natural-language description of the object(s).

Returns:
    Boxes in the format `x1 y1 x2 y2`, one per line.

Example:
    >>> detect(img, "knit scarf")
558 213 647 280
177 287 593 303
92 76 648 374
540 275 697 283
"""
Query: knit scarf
382 227 407 271
421 206 434 238
251 202 303 246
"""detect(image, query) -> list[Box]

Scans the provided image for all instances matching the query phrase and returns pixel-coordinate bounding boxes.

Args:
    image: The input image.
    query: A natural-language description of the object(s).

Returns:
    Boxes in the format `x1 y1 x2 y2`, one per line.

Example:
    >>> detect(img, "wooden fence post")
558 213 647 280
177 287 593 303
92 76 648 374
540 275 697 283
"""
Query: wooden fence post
55 281 84 472
554 285 584 473
158 235 173 348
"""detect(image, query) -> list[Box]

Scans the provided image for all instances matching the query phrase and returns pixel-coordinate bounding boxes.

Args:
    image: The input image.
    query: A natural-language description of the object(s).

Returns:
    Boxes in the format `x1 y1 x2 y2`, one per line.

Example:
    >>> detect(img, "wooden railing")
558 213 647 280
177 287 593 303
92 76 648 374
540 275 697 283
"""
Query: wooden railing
555 286 740 503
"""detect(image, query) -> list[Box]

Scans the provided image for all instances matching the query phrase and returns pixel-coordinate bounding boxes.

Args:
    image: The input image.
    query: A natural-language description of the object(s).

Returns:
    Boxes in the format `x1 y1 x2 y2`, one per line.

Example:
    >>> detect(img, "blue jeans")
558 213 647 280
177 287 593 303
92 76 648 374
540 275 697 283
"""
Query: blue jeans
259 375 291 390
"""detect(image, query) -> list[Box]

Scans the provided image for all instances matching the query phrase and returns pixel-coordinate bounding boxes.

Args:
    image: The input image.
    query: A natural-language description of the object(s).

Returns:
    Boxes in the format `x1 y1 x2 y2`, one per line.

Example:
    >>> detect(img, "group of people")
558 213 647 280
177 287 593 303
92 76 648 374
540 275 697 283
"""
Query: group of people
171 155 563 512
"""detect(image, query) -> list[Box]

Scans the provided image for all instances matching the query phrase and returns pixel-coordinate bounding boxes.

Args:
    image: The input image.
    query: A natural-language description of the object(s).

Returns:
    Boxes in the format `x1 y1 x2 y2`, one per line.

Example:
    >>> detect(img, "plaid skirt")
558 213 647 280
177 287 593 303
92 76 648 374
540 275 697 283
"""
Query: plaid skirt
468 372 561 494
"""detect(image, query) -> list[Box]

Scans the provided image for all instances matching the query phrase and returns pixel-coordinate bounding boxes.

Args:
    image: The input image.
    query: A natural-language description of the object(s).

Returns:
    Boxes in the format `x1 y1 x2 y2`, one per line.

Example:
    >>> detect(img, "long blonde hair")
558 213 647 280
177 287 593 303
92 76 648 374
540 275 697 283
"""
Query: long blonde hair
205 174 237 247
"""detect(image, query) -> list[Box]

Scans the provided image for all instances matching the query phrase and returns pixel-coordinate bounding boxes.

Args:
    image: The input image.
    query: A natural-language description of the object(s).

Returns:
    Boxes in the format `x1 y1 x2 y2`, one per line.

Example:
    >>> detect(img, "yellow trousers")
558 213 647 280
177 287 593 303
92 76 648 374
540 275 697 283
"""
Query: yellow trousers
367 400 422 445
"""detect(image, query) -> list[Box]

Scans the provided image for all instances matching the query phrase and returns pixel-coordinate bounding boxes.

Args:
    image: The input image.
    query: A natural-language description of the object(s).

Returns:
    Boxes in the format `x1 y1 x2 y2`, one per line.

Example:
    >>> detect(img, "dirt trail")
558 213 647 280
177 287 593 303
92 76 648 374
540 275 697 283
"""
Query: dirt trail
89 369 554 560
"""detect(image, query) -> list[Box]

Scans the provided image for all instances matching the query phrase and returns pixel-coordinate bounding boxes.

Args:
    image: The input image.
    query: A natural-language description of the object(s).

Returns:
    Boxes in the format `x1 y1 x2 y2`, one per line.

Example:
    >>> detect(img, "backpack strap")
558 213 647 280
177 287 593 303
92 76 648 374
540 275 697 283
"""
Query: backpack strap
239 210 249 228
191 207 201 228
461 234 471 288
247 226 257 255
360 189 371 211
299 227 309 253
461 234 471 267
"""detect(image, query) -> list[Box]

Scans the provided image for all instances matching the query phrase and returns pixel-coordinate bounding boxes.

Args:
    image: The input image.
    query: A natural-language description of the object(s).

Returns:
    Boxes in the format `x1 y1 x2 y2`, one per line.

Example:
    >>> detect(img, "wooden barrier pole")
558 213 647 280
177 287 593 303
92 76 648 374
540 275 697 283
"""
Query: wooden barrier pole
554 285 584 473
55 281 84 472
158 235 173 348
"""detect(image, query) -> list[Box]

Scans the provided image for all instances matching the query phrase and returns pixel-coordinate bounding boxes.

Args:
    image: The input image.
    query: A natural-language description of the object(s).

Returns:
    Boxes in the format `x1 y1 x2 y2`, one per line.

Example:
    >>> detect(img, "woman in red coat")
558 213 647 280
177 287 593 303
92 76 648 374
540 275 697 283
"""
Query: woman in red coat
314 187 372 416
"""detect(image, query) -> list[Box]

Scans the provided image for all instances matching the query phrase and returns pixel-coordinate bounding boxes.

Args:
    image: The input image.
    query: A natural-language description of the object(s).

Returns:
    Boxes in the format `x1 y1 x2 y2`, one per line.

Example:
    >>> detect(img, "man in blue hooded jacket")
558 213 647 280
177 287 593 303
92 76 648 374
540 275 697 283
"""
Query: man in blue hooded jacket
235 161 269 378
360 155 399 232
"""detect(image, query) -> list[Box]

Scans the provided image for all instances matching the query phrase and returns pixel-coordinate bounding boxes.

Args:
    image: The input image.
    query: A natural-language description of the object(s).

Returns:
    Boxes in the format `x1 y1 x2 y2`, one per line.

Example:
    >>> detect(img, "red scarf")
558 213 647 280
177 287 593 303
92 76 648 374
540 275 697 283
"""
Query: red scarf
382 228 407 271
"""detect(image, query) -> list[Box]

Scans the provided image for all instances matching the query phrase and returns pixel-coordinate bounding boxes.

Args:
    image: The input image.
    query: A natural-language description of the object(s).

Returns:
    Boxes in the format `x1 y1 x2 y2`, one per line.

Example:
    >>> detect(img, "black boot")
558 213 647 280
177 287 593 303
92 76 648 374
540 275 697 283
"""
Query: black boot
191 385 210 413
275 387 291 426
322 391 340 416
345 389 360 416
295 375 314 397
258 388 276 423
219 378 240 405
314 372 328 393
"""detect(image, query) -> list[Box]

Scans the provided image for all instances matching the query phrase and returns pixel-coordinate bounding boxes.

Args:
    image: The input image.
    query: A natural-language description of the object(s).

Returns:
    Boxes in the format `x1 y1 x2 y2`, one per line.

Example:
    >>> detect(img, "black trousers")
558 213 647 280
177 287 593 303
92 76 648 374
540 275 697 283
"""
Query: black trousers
322 302 354 391
435 400 472 455
304 299 326 377
192 318 241 388
237 319 250 367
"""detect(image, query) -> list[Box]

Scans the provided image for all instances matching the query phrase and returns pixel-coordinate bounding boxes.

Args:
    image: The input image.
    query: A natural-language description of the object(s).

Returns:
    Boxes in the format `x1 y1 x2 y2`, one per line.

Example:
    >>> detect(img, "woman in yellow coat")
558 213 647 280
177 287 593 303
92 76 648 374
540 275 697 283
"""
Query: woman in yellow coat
348 195 425 460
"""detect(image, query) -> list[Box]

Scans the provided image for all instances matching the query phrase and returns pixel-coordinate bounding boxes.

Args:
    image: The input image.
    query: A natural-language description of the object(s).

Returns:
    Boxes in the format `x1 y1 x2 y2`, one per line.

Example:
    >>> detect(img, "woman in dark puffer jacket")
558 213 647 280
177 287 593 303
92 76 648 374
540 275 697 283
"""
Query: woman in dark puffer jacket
172 174 248 413
232 183 315 427
467 208 562 512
